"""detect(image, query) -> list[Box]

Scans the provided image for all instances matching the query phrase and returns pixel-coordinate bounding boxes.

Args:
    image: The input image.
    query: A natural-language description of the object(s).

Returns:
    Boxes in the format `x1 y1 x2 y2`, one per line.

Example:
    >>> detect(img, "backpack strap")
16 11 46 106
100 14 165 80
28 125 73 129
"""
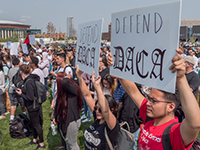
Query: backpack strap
104 127 114 150
162 122 179 150
63 65 68 73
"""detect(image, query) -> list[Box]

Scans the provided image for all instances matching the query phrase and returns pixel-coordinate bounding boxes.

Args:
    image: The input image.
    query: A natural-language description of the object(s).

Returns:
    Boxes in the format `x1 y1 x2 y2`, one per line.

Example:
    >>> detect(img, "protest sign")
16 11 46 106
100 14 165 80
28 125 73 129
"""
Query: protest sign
75 19 103 78
110 0 182 93
52 43 58 49
40 39 44 47
29 35 36 45
10 42 19 56
22 44 28 54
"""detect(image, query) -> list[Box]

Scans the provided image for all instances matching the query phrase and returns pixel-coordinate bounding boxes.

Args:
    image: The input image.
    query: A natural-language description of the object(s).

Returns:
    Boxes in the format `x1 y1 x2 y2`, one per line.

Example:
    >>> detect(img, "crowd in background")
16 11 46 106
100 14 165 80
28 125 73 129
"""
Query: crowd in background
0 42 199 150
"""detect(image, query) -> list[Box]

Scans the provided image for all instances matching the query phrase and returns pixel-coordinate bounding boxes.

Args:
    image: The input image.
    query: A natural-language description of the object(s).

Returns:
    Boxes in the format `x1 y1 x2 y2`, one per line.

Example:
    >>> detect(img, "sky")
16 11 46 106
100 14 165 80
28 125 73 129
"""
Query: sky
0 0 199 33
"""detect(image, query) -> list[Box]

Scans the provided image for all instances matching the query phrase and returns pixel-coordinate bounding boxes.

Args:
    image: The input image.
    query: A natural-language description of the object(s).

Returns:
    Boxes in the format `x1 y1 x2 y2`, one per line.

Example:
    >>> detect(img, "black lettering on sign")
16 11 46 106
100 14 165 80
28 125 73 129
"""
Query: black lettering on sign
130 15 134 33
90 47 95 68
116 18 120 34
77 46 83 63
125 47 135 75
136 14 141 34
150 49 166 80
82 46 86 64
154 12 163 34
136 50 149 78
113 46 124 71
143 13 150 33
123 17 127 34
85 48 90 66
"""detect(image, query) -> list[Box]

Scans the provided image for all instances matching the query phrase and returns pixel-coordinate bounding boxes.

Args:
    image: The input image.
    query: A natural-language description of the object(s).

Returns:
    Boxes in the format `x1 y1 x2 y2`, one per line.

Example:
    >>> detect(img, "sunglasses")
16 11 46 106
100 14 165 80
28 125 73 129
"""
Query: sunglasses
94 106 102 113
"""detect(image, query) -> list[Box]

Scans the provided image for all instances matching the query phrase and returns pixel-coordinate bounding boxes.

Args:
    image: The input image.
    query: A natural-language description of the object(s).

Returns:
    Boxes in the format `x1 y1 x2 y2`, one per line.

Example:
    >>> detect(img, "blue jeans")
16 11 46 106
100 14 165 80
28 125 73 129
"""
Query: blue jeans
44 78 49 92
133 128 140 150
83 96 92 119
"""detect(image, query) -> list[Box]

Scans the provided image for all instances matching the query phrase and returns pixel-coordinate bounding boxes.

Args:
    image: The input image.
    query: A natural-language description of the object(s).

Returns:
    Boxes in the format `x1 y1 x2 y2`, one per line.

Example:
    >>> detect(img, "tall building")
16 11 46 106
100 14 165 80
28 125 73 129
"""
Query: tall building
67 16 74 37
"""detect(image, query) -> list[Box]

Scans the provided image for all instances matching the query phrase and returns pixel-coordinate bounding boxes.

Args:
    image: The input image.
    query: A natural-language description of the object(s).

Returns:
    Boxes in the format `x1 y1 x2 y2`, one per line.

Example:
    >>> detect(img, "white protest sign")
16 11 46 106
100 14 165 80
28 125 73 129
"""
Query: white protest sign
22 44 28 54
10 42 19 56
76 19 103 78
29 35 36 45
110 1 182 93
40 39 44 47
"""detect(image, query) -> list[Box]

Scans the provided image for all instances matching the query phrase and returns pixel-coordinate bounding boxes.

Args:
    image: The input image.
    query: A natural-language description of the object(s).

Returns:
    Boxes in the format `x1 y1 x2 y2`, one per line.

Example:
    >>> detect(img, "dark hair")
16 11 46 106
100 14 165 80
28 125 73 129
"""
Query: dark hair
0 60 4 72
56 72 83 122
30 56 39 67
52 61 58 66
56 72 67 121
100 55 108 67
57 53 66 62
18 51 23 54
12 57 20 66
161 89 180 112
95 95 119 117
19 64 31 75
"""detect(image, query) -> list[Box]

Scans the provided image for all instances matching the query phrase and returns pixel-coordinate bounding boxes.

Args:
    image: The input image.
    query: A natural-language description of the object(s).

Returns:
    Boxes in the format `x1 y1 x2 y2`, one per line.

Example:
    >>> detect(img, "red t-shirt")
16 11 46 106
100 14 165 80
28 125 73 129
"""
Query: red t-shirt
138 98 193 150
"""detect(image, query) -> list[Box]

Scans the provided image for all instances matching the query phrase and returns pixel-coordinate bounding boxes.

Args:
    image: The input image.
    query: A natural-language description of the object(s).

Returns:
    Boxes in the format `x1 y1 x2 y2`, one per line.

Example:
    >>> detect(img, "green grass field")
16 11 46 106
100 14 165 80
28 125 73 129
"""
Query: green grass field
0 93 93 150
0 93 200 150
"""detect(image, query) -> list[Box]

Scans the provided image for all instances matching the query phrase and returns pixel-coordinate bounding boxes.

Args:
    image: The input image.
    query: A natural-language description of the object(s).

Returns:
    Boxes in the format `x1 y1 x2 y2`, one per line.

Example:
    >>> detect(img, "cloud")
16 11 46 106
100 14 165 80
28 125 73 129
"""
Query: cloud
19 16 31 22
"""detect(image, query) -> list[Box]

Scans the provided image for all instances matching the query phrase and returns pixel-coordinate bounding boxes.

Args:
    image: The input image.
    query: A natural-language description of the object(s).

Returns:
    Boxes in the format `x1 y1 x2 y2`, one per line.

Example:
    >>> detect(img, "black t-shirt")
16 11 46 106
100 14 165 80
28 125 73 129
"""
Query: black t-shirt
84 117 119 150
185 71 200 99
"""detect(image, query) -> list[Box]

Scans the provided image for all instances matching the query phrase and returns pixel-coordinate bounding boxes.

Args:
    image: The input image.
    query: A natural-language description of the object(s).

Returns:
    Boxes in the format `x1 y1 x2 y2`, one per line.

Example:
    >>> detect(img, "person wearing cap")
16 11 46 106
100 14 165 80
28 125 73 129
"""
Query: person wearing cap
184 56 200 99
188 48 198 68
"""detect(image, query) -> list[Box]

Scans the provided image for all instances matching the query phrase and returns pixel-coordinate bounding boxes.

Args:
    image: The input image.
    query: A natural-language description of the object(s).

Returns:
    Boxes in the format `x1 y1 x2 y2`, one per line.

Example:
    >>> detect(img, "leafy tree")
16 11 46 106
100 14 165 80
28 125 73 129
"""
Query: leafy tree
46 22 56 34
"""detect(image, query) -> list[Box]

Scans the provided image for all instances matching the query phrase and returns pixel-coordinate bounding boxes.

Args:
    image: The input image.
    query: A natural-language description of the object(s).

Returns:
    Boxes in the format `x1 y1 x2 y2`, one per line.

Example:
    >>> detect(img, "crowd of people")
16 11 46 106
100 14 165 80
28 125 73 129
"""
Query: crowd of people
0 42 200 150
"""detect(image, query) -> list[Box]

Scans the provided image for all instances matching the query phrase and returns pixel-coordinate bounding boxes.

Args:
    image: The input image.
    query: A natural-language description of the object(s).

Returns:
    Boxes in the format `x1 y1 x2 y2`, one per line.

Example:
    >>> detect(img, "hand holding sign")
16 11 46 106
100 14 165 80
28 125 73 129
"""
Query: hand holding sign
169 49 186 79
22 44 28 54
110 1 181 93
10 42 19 56
29 35 36 45
75 19 103 78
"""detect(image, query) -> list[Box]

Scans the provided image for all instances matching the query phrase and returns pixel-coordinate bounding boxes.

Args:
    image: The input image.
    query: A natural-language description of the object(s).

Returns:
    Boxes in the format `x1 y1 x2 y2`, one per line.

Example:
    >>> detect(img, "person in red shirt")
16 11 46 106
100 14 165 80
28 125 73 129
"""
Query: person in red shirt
108 49 200 150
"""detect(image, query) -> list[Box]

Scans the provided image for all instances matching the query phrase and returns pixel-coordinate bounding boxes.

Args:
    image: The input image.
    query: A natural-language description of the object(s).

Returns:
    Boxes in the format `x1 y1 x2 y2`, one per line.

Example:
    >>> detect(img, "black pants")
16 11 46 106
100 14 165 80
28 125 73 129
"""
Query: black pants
28 106 44 143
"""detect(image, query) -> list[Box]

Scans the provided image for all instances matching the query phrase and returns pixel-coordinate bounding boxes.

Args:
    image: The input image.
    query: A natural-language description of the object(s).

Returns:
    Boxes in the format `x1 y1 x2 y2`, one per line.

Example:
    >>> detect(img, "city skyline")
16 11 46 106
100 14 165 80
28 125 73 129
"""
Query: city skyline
0 0 199 33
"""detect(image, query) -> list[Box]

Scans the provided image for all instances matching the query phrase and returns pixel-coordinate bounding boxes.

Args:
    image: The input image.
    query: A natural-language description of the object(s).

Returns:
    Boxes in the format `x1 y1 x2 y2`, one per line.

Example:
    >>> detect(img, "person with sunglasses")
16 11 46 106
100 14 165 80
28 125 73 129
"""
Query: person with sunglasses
107 49 200 149
76 66 120 150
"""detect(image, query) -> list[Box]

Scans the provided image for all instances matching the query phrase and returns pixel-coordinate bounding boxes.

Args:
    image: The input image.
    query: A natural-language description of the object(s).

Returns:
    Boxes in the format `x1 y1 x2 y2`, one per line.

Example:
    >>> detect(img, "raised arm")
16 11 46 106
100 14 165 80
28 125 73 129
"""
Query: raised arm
92 72 116 130
76 65 95 112
107 52 144 108
170 49 200 146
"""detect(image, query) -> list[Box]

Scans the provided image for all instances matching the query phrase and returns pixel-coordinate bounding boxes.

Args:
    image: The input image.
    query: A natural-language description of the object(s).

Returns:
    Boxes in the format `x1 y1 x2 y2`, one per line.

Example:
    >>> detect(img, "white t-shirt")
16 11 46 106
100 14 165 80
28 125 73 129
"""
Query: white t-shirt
48 55 52 61
32 68 45 85
57 65 73 76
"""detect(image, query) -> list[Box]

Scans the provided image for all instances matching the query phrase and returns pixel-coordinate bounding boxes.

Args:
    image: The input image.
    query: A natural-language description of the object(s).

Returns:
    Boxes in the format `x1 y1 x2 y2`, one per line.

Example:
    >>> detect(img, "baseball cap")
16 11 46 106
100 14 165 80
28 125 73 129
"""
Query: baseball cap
184 56 195 66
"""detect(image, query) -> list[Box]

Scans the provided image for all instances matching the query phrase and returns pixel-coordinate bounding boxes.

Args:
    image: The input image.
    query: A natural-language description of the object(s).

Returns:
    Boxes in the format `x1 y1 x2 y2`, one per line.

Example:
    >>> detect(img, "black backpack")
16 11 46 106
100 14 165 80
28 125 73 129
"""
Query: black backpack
163 122 200 150
58 65 79 85
9 113 32 139
12 70 24 89
26 79 47 105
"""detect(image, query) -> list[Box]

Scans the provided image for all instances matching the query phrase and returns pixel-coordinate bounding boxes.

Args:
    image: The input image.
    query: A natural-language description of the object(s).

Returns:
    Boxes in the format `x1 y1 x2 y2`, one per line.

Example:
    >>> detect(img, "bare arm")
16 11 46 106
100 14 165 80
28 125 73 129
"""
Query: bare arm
170 49 200 146
107 52 144 108
119 78 144 108
76 65 95 112
92 72 116 130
